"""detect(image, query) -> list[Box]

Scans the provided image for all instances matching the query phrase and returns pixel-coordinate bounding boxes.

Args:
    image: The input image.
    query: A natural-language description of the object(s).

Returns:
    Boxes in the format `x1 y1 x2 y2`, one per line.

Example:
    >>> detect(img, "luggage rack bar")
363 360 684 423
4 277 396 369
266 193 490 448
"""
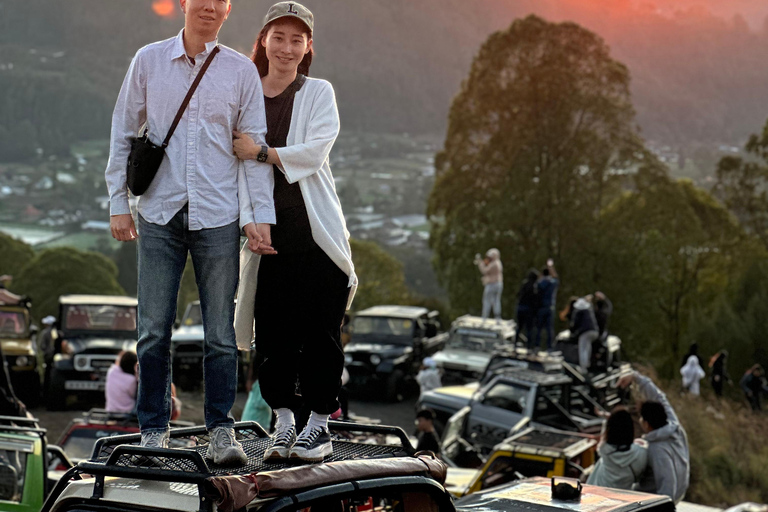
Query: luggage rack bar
44 421 416 512
91 420 415 475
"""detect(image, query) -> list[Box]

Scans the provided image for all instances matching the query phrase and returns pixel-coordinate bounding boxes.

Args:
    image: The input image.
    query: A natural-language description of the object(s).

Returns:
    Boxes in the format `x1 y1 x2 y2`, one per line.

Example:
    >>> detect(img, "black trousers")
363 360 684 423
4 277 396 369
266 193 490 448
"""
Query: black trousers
254 247 349 414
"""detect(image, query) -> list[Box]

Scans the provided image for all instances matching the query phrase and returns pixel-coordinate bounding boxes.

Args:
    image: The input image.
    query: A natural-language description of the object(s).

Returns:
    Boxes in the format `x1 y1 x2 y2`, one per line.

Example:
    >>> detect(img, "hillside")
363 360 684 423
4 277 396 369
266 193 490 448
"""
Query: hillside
2 0 768 160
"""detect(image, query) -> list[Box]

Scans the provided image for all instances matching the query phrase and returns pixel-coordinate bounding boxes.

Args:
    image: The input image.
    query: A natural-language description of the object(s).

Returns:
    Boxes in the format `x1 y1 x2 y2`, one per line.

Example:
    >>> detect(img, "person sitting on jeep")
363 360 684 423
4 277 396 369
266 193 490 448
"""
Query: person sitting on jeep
587 407 648 490
618 372 689 504
416 357 442 396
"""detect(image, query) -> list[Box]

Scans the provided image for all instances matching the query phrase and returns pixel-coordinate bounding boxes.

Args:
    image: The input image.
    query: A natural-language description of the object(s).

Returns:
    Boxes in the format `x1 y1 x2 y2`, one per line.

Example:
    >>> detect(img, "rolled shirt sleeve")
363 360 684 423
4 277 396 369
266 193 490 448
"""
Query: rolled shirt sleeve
237 66 275 226
275 81 339 184
104 51 146 216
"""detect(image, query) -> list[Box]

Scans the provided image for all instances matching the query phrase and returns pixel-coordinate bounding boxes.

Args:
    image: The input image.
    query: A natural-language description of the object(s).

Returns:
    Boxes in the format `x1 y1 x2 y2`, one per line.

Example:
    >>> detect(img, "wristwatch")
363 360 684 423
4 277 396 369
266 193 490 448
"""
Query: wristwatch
257 145 269 163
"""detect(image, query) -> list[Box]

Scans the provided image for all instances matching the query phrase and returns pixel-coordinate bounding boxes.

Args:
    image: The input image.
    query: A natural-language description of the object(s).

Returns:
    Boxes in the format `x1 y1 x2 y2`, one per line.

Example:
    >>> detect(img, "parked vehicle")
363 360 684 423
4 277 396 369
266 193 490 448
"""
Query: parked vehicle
171 300 250 391
418 366 607 449
45 295 138 410
42 420 453 512
0 298 41 406
432 315 517 384
56 408 193 464
344 305 447 401
454 476 674 512
0 415 74 512
443 425 597 497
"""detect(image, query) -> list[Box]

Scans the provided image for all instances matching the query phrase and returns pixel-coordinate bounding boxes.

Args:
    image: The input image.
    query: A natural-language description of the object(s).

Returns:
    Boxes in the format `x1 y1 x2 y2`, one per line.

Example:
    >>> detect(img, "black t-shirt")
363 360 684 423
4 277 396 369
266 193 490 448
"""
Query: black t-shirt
265 75 317 254
416 430 441 455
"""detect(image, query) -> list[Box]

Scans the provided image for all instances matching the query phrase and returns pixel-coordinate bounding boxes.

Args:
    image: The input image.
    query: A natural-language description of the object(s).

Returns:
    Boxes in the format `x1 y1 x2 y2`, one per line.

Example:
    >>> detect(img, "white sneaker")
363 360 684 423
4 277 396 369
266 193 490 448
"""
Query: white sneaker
140 429 170 449
289 426 332 462
206 426 248 466
263 424 296 462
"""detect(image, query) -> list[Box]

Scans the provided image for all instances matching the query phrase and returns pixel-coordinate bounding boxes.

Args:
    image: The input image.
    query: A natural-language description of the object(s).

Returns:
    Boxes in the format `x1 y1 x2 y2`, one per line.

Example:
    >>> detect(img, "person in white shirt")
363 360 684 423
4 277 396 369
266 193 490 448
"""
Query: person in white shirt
105 0 275 466
232 1 356 464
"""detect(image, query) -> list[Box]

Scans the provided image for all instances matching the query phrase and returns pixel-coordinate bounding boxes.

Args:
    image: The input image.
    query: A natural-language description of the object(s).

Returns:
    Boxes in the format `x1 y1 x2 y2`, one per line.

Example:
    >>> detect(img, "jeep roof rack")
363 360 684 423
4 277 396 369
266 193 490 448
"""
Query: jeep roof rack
43 420 418 512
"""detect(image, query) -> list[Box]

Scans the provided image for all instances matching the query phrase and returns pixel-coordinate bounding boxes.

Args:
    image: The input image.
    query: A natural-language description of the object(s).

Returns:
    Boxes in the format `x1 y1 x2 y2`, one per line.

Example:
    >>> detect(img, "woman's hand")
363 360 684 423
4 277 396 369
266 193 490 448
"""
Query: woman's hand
233 130 258 160
243 223 277 255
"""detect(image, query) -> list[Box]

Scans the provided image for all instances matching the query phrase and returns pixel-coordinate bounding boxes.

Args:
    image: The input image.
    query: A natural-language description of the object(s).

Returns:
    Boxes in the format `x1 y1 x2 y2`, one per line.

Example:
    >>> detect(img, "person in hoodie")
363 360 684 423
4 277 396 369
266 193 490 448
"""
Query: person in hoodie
680 355 706 396
709 350 730 397
515 269 539 349
571 297 599 373
474 248 503 320
587 407 648 490
618 372 690 504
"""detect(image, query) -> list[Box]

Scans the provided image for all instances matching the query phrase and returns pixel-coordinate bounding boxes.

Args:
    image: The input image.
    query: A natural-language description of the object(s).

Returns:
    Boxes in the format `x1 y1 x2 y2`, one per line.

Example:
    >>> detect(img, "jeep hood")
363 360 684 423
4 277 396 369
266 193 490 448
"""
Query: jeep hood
0 338 34 355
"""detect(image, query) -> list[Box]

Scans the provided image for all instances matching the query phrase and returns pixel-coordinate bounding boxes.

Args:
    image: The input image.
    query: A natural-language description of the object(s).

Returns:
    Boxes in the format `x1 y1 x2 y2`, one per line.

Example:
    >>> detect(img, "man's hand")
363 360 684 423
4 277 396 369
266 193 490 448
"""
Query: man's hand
233 130 257 160
255 223 277 255
110 214 138 242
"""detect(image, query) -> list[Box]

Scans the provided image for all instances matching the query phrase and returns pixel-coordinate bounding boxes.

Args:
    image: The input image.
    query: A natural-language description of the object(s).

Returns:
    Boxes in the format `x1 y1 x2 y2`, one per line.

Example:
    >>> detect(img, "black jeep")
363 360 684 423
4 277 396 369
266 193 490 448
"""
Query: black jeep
45 295 138 410
344 305 447 401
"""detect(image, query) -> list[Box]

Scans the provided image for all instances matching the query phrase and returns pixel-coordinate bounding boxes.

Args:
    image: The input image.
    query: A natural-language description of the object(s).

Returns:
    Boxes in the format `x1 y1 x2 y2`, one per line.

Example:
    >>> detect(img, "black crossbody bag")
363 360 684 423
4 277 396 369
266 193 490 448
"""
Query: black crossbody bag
126 46 220 196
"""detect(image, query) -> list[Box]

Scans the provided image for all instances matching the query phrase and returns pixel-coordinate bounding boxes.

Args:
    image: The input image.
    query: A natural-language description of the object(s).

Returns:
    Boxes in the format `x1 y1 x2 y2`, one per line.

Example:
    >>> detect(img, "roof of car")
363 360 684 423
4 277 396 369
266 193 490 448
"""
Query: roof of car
451 315 516 336
355 305 430 319
59 295 138 307
495 426 596 459
492 366 573 386
456 477 673 512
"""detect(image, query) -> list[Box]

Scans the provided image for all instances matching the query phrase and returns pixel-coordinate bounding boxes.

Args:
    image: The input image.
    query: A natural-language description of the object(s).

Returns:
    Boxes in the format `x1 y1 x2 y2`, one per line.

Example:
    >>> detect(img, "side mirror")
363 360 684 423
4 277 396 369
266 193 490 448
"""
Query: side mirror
425 323 437 338
173 319 181 329
29 324 39 336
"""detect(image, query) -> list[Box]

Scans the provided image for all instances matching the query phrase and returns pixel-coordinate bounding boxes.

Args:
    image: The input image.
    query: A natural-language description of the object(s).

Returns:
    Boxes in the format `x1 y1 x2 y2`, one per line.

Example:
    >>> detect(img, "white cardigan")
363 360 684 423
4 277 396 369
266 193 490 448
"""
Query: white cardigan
234 77 357 349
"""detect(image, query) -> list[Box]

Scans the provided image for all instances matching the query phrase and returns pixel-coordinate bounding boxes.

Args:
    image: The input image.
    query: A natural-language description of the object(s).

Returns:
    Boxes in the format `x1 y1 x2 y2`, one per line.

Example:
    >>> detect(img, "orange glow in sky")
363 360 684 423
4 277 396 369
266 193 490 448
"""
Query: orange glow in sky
152 0 176 18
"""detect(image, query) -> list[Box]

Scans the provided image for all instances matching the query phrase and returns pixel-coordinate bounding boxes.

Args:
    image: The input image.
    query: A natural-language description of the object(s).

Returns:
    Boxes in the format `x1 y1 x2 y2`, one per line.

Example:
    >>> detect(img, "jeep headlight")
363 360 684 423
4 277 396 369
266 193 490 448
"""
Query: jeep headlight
75 356 89 370
344 354 353 364
15 356 28 367
370 355 381 365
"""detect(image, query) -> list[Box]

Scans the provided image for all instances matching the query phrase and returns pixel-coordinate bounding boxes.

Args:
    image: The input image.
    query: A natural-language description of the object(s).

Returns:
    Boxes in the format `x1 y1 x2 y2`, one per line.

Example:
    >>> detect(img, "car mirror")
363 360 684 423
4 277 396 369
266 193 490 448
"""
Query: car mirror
425 324 437 338
29 324 39 336
173 319 181 329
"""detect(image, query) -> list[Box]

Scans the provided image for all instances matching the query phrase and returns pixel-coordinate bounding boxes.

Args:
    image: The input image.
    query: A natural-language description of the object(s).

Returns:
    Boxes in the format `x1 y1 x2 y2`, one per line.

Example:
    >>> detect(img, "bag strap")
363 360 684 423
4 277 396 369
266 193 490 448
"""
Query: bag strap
161 46 220 148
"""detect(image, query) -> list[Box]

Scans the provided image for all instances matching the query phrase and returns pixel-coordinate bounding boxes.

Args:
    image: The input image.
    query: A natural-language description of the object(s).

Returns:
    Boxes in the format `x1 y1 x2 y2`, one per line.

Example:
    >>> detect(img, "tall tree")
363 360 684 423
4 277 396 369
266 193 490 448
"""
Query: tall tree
429 15 645 315
0 233 35 280
714 118 768 249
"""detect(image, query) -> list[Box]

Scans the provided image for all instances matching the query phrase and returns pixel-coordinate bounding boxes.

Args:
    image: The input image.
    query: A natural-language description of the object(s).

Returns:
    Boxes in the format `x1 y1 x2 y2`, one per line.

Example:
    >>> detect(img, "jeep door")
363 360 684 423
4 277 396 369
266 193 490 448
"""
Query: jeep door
466 379 535 451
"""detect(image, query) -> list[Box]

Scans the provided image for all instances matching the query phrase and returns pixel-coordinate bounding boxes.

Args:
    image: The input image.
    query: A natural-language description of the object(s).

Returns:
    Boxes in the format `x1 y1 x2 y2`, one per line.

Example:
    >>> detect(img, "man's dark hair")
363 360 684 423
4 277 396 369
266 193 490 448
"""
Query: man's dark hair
252 18 314 78
640 401 668 430
542 268 551 277
416 408 435 421
119 351 138 375
605 408 634 446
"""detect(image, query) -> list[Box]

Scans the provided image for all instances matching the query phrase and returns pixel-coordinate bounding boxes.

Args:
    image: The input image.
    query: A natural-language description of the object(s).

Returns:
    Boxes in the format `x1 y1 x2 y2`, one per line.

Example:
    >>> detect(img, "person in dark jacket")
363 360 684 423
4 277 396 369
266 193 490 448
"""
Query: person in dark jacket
709 350 730 397
740 364 768 411
534 260 559 351
515 269 539 350
571 297 599 373
415 408 441 455
593 292 613 340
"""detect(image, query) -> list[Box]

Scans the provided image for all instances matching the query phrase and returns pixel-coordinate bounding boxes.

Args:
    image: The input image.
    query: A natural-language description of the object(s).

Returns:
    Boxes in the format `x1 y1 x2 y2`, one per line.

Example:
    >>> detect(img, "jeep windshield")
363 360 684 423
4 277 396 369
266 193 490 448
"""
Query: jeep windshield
448 328 502 351
63 305 137 335
351 316 415 345
0 310 28 338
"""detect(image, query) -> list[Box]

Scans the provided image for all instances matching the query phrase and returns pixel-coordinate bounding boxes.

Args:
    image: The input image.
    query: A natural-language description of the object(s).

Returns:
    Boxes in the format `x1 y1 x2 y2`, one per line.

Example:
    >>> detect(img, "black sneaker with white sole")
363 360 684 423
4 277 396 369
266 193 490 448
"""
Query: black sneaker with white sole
289 426 332 462
263 424 296 462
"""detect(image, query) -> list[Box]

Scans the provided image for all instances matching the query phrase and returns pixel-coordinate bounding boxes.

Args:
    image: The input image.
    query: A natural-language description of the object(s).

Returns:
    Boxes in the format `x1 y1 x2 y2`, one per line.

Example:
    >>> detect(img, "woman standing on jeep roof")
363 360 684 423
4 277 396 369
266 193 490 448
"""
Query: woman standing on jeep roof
233 1 357 464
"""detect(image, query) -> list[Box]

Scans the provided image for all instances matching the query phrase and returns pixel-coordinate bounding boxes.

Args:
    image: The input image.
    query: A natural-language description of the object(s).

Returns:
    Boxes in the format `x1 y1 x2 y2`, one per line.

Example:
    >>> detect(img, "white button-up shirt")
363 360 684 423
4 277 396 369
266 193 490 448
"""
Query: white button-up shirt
105 30 274 230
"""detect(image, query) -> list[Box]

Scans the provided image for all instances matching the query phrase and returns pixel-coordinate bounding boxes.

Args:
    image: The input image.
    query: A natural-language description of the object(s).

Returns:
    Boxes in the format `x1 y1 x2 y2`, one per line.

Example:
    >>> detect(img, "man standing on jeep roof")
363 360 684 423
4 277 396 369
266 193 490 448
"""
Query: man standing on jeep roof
105 0 275 466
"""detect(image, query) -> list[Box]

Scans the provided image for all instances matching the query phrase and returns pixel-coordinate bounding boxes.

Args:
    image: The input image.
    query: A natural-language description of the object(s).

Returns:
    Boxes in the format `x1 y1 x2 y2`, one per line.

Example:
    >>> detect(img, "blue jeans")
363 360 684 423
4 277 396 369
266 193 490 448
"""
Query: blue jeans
136 208 240 432
535 307 555 351
482 282 503 320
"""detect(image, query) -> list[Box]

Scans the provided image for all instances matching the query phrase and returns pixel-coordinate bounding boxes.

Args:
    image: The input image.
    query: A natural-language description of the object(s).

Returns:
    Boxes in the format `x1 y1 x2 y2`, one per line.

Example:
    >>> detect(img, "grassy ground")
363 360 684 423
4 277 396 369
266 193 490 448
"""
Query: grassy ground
645 372 767 507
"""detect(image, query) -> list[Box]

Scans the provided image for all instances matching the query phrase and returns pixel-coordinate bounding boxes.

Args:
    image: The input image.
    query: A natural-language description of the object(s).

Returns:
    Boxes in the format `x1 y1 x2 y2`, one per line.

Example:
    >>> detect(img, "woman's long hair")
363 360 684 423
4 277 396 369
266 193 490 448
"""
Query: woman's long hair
252 19 313 78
